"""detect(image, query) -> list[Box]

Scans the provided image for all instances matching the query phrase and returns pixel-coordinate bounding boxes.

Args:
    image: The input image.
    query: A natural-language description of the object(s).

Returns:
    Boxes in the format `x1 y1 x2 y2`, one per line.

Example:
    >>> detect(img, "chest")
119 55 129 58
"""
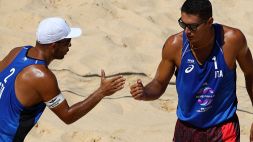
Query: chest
181 55 225 79
175 44 235 72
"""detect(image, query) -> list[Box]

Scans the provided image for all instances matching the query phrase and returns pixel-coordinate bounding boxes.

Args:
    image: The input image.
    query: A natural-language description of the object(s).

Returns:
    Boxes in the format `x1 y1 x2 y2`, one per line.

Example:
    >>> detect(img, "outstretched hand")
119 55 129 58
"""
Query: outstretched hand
130 79 146 100
98 69 125 97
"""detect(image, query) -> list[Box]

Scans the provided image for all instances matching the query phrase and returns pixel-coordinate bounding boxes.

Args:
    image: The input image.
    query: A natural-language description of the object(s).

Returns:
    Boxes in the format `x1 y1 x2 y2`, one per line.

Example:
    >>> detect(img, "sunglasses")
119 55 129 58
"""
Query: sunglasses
178 18 205 31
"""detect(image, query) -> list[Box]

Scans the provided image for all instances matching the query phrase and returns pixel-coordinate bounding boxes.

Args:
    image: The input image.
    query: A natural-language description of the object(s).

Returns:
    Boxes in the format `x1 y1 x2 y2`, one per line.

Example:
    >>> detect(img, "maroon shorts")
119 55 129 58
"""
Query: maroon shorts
173 114 240 142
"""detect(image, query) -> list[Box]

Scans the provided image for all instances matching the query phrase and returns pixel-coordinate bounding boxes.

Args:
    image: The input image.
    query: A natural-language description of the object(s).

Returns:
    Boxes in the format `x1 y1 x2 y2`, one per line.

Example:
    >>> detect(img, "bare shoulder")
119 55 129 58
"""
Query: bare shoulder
0 47 22 69
19 65 59 92
15 64 60 106
4 47 23 59
222 25 247 49
162 32 183 62
222 25 245 37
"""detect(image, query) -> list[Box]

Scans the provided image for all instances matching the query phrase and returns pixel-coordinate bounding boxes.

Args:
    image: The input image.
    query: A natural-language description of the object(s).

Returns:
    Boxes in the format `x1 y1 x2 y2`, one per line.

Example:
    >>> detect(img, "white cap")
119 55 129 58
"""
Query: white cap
36 17 82 44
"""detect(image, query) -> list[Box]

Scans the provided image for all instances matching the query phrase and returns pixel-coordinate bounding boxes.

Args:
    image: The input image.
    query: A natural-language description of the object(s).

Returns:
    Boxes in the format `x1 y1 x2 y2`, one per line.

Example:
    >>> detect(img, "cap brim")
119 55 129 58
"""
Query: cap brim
65 28 82 38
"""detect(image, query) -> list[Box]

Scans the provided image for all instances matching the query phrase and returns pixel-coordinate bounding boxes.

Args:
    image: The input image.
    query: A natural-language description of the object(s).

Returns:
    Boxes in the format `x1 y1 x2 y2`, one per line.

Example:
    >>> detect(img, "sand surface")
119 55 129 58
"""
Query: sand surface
0 0 253 141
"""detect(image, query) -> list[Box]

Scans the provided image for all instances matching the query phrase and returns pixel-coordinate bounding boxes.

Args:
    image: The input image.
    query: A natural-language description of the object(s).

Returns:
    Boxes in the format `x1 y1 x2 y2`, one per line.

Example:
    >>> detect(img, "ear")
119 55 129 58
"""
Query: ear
207 17 213 25
47 43 57 53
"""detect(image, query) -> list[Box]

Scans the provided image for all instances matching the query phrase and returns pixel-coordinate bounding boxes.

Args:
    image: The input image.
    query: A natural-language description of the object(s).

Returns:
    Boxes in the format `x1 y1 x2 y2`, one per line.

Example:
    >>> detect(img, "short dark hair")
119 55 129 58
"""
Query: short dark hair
181 0 212 21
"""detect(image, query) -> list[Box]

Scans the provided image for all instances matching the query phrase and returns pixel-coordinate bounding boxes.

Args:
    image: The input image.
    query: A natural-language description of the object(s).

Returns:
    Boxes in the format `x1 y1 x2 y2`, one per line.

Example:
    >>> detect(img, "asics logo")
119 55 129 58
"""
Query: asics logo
185 65 194 73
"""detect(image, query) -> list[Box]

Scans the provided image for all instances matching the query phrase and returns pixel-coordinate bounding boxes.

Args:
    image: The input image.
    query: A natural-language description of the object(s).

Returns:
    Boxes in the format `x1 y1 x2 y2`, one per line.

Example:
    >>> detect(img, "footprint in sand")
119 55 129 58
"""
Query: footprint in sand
150 99 176 112
28 123 52 138
61 131 102 142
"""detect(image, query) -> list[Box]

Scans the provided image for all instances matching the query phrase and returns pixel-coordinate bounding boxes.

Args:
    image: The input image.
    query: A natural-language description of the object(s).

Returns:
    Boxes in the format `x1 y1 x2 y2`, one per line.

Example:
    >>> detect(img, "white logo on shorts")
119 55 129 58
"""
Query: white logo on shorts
185 65 194 73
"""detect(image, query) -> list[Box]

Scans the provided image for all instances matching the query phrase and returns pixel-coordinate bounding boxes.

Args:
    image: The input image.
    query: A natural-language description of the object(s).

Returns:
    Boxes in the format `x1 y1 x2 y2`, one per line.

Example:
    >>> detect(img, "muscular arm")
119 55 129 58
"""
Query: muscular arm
233 29 253 142
0 47 21 71
232 30 253 105
49 89 105 124
141 36 178 101
237 45 253 105
31 67 124 124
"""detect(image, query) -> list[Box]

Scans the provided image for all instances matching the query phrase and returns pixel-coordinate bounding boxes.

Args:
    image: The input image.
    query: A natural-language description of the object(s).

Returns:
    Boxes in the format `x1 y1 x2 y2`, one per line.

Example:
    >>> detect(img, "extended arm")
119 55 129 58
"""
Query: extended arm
130 36 179 101
36 69 125 124
141 53 175 100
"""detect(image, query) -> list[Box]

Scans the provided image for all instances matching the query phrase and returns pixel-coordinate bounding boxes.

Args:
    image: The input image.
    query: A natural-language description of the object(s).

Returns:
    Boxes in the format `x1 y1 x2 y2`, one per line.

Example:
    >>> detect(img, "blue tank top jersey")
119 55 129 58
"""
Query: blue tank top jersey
0 46 46 141
176 24 237 128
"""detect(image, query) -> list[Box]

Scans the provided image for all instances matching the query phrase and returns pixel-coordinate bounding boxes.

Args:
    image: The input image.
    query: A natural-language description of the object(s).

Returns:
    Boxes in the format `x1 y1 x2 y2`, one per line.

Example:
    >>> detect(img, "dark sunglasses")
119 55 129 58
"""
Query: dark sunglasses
178 18 205 31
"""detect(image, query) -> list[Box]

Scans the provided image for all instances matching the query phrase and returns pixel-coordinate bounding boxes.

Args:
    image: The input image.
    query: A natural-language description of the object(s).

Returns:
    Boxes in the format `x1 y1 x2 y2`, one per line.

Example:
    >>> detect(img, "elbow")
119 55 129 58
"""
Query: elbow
64 121 73 125
62 119 76 125
60 116 77 125
63 120 72 125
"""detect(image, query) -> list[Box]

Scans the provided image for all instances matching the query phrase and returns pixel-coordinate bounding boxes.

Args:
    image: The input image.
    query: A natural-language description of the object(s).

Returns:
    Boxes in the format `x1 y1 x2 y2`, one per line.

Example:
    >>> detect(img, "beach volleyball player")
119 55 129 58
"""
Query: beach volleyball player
0 17 125 141
130 0 253 141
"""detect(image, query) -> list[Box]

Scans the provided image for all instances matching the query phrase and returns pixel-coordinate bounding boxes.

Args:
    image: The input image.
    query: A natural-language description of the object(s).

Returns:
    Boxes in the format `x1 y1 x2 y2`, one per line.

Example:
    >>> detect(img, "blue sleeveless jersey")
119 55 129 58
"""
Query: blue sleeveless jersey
176 24 237 128
0 46 46 141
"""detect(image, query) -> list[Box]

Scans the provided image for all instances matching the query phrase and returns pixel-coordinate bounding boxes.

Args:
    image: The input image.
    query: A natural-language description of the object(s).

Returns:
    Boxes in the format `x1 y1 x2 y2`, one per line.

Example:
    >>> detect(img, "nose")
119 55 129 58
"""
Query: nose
185 27 192 34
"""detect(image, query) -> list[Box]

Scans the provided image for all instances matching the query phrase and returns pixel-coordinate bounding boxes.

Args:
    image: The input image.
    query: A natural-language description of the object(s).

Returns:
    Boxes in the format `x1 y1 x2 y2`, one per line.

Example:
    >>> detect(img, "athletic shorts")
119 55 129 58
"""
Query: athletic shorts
173 114 240 142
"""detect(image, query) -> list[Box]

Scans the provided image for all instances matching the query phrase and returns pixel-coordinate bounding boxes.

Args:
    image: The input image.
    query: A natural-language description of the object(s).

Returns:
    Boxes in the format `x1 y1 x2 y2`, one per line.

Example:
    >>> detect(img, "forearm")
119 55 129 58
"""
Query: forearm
245 74 253 106
142 79 167 101
57 74 124 124
62 89 104 124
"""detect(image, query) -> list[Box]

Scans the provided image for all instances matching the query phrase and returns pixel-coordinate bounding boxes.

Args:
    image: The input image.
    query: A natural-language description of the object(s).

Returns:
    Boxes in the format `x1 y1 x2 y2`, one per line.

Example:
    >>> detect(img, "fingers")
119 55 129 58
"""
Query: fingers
113 78 125 88
130 86 144 93
107 75 125 86
111 76 125 92
101 69 105 81
111 84 124 92
130 79 143 90
137 79 143 86
131 89 144 100
132 94 143 100
131 89 144 96
130 86 144 97
110 75 124 82
100 75 126 96
130 79 144 100
100 75 144 98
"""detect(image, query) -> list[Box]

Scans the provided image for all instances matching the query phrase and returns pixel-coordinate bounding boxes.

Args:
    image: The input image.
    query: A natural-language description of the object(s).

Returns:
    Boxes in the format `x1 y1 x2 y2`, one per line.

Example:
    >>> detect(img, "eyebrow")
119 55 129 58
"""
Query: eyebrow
180 18 202 25
182 20 200 25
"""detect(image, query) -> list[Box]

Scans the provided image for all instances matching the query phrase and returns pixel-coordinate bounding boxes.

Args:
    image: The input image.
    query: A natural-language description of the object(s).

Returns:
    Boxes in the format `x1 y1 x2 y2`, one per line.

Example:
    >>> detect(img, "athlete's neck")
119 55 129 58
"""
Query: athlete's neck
28 45 53 65
191 26 215 52
190 27 215 64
